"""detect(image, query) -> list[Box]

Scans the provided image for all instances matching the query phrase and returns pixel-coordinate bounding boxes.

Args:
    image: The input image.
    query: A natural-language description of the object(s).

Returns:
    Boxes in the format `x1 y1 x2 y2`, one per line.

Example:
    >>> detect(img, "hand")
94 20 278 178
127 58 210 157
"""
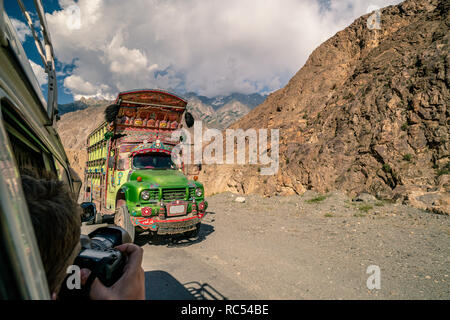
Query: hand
80 243 145 300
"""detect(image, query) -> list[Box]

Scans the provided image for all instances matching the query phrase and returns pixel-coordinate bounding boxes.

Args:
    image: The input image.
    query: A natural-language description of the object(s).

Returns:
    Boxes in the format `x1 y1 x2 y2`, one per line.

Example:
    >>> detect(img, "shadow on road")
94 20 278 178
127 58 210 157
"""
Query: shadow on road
135 221 215 248
145 270 227 300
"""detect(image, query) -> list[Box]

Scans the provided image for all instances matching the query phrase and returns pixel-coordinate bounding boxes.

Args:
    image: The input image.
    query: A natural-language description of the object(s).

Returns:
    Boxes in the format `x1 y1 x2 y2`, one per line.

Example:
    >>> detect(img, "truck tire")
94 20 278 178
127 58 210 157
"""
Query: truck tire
114 204 135 242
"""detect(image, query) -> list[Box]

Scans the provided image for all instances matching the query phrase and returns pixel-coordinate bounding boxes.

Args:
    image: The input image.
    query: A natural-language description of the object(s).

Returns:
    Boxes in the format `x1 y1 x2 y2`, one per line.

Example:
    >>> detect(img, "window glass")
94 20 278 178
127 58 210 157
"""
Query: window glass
54 158 71 187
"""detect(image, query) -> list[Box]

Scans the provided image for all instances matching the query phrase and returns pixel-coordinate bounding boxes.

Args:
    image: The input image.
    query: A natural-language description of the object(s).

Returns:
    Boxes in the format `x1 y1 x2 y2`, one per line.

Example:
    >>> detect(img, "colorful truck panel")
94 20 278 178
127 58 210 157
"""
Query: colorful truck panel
83 89 207 240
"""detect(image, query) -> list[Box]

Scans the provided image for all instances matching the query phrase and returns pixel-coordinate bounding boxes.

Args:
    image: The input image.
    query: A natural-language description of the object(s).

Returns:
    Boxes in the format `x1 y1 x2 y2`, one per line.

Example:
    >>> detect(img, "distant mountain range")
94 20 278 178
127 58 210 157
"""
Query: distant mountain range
57 92 267 130
184 92 267 110
58 97 112 115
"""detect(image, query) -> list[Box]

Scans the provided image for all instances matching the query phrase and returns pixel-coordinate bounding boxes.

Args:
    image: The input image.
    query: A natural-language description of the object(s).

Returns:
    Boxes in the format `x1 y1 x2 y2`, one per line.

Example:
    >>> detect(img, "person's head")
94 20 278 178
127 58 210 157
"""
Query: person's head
21 174 81 296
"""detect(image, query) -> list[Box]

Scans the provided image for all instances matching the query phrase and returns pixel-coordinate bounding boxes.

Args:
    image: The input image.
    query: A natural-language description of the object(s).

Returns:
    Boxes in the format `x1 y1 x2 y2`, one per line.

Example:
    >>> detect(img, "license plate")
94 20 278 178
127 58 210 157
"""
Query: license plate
169 205 185 215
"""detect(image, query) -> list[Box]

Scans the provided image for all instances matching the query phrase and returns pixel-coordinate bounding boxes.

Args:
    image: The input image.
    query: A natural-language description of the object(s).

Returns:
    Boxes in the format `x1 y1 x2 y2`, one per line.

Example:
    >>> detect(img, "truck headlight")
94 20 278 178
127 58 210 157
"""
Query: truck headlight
195 188 203 197
141 190 150 201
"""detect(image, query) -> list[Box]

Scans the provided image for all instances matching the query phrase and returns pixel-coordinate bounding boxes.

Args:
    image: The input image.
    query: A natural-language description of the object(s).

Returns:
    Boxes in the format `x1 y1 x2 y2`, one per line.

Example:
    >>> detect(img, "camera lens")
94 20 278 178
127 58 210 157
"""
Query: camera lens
91 236 114 251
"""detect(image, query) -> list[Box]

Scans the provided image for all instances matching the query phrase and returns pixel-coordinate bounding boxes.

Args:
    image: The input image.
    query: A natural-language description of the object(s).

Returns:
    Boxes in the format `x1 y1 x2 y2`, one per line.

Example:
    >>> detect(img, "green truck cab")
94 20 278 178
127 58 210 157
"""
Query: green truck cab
83 89 207 241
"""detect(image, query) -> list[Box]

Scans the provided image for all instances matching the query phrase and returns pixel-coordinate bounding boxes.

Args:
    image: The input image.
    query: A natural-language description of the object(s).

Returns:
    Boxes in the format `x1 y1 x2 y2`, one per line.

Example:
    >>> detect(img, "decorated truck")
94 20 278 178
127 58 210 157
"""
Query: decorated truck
82 89 207 241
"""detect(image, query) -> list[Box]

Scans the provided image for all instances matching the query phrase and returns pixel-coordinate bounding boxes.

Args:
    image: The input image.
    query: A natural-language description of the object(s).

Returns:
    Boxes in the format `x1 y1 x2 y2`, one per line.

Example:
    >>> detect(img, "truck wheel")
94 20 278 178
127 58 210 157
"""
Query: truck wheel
185 223 201 239
114 204 135 242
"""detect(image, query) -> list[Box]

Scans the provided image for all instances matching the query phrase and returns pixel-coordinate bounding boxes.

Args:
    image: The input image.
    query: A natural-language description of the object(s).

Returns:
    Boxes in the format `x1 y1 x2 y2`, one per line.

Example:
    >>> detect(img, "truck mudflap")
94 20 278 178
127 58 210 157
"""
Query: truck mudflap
129 215 203 235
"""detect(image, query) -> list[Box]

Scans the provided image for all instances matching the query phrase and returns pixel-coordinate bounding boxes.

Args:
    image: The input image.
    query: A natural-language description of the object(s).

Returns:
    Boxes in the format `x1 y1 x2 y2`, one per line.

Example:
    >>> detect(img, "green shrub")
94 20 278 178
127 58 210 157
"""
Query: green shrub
359 205 373 213
407 101 414 110
403 154 413 162
436 162 450 176
343 93 354 100
382 164 392 173
306 195 327 203
401 123 409 131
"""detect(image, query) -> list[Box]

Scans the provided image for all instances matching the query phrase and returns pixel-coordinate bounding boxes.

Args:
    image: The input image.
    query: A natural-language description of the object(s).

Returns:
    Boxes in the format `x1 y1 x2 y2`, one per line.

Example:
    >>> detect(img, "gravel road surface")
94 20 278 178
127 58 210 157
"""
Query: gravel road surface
82 191 449 300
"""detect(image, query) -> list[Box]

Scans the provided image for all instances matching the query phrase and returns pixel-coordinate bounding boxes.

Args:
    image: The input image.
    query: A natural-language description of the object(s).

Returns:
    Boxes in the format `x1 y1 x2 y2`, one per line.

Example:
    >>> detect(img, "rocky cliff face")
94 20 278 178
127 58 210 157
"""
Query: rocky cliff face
199 0 449 214
55 101 111 182
55 101 111 150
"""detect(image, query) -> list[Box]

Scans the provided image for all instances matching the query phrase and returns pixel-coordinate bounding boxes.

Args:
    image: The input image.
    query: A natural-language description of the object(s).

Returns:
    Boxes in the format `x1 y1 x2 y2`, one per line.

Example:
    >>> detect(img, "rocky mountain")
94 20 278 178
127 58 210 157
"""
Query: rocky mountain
55 101 111 150
55 100 111 182
58 100 87 115
58 97 113 115
186 95 254 129
182 92 266 129
185 92 266 110
198 0 449 214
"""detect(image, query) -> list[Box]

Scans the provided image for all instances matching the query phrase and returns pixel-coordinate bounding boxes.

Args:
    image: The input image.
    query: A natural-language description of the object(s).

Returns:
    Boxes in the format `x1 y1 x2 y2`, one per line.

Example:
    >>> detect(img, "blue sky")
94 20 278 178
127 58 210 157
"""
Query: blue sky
5 0 75 103
5 0 401 104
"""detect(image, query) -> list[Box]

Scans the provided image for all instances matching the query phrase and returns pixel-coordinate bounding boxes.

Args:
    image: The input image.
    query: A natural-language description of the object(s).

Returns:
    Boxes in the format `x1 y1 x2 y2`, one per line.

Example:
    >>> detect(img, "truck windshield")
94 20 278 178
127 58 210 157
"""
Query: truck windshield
133 152 176 170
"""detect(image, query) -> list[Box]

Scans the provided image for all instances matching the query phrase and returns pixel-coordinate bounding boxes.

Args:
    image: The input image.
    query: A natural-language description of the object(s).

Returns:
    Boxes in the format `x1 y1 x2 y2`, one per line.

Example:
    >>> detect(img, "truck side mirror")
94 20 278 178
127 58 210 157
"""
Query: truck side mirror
185 112 194 128
80 202 96 223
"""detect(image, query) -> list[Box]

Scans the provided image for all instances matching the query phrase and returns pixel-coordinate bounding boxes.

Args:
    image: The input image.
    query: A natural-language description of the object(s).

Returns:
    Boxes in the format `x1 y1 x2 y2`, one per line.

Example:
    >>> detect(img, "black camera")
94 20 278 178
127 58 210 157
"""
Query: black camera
59 226 132 299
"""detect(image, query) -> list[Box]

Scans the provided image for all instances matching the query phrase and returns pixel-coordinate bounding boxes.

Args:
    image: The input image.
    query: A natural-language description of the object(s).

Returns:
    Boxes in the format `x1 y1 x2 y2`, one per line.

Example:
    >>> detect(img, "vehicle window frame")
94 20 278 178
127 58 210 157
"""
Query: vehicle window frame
132 152 176 170
0 98 50 299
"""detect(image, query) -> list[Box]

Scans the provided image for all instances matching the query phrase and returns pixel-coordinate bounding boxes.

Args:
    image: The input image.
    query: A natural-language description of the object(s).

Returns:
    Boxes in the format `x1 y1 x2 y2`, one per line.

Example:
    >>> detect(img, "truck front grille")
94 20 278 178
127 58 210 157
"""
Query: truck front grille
147 189 159 201
162 188 187 201
188 187 196 199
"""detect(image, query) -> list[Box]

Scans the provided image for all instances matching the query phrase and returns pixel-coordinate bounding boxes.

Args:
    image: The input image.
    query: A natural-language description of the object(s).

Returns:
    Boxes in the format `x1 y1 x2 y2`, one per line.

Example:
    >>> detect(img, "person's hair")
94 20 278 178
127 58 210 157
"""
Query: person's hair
21 174 81 294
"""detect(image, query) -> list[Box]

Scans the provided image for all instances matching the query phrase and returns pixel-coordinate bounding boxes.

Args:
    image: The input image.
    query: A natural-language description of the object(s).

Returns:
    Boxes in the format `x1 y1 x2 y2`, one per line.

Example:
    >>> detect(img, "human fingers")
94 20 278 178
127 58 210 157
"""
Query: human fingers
115 244 144 271
80 268 91 286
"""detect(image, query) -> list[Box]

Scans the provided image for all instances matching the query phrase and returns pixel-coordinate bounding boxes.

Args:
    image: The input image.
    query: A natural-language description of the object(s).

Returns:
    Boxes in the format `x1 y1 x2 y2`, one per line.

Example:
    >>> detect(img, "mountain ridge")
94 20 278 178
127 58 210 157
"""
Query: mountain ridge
198 0 449 215
57 92 266 129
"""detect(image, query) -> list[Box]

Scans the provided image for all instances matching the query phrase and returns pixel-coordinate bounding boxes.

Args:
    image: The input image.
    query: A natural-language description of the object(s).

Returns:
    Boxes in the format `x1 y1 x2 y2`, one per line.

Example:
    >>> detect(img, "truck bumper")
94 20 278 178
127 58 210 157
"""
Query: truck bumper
129 200 207 235
129 214 203 235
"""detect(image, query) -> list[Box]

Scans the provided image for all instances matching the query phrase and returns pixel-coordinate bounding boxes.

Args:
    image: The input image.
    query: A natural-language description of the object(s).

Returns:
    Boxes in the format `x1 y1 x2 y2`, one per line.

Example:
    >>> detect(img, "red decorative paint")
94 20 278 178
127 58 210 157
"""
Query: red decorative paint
141 207 152 216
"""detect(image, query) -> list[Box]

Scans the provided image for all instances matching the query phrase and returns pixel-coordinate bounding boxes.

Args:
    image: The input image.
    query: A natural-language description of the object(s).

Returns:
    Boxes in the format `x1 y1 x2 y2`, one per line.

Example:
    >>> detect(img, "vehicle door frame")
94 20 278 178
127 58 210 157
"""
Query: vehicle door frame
0 93 50 299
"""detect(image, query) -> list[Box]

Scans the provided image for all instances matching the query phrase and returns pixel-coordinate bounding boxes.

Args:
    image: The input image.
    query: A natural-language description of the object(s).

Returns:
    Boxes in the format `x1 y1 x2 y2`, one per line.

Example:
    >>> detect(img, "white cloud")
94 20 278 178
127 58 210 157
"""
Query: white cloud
11 18 31 42
28 60 48 87
63 74 114 100
47 0 402 99
106 33 152 75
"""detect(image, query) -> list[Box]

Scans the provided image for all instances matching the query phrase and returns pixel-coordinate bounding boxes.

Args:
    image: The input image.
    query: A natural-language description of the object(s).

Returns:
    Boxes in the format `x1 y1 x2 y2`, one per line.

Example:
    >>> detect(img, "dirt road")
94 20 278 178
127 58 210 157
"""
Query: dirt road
82 191 449 300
